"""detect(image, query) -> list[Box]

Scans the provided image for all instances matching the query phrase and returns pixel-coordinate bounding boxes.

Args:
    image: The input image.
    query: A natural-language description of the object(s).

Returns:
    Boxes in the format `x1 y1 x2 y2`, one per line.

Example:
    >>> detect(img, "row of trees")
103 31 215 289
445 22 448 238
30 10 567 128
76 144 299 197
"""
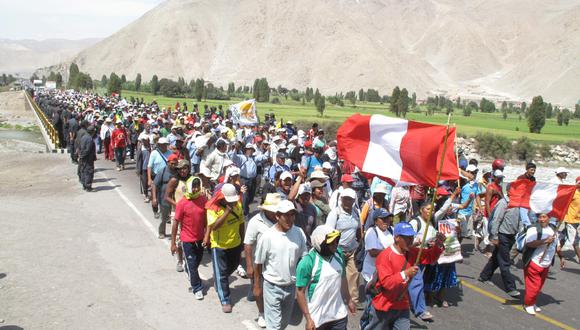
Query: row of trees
0 73 17 86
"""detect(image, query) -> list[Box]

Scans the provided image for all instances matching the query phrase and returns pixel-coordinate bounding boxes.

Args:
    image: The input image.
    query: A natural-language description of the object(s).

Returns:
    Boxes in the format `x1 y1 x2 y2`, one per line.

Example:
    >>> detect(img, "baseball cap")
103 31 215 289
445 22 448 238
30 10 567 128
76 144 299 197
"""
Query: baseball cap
167 154 179 162
298 183 312 196
277 200 296 214
465 164 478 172
373 208 392 220
322 162 332 170
157 137 169 144
493 169 504 177
341 188 356 199
276 152 287 159
436 186 450 196
280 171 293 181
175 159 190 169
222 184 239 203
245 143 256 150
311 225 341 252
394 222 416 237
341 174 354 183
555 167 569 174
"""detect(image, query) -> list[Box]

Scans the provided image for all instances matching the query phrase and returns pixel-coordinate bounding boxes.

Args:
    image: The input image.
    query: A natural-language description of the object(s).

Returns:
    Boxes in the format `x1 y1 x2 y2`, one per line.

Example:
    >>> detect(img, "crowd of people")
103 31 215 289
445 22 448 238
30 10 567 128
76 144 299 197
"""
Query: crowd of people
33 88 580 329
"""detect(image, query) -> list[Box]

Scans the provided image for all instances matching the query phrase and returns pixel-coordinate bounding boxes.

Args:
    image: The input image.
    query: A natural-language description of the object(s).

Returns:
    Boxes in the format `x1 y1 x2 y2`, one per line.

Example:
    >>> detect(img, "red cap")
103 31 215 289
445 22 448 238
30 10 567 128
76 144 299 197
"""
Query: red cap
436 186 450 196
576 176 580 183
167 153 178 162
341 174 354 183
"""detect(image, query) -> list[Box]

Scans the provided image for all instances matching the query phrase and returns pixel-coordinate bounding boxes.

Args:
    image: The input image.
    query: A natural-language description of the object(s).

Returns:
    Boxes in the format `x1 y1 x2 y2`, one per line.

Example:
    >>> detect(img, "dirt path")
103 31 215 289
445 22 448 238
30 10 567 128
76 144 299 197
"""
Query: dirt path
0 91 35 127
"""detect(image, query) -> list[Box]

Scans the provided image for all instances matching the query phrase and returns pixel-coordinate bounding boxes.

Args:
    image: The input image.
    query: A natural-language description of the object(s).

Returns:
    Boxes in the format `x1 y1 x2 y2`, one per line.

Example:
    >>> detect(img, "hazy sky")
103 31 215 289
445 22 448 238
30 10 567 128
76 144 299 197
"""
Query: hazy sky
0 0 164 40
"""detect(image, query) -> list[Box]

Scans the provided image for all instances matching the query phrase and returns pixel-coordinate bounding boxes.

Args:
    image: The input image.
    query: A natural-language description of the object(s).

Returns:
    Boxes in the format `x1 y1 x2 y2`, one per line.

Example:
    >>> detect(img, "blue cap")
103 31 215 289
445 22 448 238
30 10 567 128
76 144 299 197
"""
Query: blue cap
373 208 392 220
394 222 416 237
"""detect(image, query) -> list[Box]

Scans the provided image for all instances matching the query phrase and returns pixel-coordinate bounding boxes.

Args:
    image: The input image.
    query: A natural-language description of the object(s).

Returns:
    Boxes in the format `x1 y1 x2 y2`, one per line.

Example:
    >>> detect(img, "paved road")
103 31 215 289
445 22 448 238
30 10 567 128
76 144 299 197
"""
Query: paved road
1 153 578 330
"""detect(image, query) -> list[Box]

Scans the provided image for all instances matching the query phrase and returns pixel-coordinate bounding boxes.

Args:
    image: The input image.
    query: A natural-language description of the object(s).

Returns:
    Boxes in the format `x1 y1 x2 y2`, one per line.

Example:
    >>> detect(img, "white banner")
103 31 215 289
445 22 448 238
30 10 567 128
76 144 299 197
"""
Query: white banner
230 99 258 126
437 219 463 264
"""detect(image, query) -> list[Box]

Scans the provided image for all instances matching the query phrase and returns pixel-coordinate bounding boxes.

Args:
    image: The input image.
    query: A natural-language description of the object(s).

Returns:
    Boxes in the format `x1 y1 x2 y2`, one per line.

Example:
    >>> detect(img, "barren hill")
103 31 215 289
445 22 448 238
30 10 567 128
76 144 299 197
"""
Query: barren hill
69 0 579 105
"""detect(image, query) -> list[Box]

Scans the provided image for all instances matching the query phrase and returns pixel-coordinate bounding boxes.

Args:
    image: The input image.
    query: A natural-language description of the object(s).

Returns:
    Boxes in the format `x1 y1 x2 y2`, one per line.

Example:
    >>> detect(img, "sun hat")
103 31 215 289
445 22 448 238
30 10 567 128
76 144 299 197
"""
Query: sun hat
175 159 190 169
322 162 332 170
280 171 293 181
394 222 416 237
222 183 239 203
310 180 325 189
311 225 341 252
493 169 504 177
555 167 569 174
309 170 329 181
157 137 169 144
245 143 256 150
259 193 282 212
465 164 478 172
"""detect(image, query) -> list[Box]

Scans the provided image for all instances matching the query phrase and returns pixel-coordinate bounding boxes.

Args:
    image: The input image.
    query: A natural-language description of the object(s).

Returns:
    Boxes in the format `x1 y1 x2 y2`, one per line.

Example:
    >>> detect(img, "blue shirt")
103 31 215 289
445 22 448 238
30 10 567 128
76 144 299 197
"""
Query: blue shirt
230 151 269 179
147 149 173 175
269 163 290 182
186 140 201 165
301 155 322 176
458 181 479 216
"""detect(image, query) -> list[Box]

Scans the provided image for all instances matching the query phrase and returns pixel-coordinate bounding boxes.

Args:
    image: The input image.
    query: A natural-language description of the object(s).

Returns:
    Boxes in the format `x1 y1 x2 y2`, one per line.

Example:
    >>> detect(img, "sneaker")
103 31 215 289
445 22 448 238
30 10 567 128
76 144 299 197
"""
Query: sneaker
154 212 160 219
176 261 184 272
237 265 247 278
144 197 150 203
524 305 536 315
418 311 434 322
534 305 542 313
256 314 266 328
222 304 232 313
158 234 165 239
194 290 204 300
507 290 520 298
116 167 121 171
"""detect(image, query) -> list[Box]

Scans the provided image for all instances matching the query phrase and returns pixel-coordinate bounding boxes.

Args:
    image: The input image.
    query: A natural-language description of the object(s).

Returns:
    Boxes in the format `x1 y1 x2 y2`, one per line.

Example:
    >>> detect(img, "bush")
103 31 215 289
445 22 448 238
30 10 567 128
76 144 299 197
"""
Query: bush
271 97 280 104
474 132 512 159
538 144 552 159
565 140 580 150
513 136 536 161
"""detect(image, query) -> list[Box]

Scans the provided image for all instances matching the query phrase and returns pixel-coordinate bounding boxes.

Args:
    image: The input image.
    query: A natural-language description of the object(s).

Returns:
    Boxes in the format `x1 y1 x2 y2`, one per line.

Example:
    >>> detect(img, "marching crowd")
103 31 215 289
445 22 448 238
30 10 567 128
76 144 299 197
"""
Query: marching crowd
33 88 580 329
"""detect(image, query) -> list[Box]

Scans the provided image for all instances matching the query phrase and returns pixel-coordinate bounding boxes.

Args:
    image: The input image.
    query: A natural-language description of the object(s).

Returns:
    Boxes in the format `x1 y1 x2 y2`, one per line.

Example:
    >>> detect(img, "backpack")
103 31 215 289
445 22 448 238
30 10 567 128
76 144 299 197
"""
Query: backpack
520 224 555 267
355 226 393 272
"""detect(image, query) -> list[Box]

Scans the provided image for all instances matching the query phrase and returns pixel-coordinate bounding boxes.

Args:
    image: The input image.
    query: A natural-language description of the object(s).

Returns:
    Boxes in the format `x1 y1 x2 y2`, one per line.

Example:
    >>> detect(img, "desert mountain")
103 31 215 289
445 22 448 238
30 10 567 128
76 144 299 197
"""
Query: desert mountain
68 0 579 105
1 38 99 76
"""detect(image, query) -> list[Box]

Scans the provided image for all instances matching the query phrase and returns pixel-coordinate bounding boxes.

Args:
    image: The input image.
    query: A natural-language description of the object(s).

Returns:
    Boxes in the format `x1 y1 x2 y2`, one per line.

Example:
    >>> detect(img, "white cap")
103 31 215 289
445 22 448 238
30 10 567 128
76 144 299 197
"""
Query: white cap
298 183 312 196
157 137 169 144
138 132 149 141
225 166 240 178
309 170 329 181
341 188 357 199
289 135 299 142
245 143 256 150
465 164 478 172
322 162 332 170
277 200 296 214
298 130 305 137
493 169 504 177
272 136 282 143
555 167 569 174
374 183 389 194
223 159 234 168
222 184 239 203
280 171 293 181
193 122 201 128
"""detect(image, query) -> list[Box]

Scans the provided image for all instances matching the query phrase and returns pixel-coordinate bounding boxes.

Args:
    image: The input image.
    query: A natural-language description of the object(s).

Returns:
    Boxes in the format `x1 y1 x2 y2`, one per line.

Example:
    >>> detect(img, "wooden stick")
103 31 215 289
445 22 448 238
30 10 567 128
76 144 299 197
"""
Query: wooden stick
414 113 453 265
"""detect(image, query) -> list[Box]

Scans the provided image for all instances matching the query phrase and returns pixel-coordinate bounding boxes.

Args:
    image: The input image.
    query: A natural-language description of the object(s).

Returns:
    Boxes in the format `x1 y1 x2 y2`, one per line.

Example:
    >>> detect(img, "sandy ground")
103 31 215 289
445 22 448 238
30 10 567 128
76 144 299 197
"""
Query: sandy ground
0 91 36 127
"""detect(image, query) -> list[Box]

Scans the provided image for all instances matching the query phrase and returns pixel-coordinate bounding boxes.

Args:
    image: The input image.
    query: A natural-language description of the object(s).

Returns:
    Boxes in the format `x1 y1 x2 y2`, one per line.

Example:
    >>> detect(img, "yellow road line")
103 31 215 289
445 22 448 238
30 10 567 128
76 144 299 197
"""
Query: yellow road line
461 280 576 330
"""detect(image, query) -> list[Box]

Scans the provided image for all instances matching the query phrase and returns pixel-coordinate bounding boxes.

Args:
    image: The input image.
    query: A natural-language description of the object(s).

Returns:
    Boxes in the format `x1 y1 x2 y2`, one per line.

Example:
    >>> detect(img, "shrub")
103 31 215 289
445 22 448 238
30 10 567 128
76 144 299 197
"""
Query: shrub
271 97 280 104
537 144 552 159
565 140 580 150
513 136 536 161
474 132 512 159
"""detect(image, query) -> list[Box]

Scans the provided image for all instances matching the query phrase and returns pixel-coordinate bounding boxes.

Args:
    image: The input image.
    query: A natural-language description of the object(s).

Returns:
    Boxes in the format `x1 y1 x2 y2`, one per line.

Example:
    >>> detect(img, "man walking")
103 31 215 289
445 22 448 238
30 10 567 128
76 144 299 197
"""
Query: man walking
111 120 128 171
78 125 97 191
254 200 307 330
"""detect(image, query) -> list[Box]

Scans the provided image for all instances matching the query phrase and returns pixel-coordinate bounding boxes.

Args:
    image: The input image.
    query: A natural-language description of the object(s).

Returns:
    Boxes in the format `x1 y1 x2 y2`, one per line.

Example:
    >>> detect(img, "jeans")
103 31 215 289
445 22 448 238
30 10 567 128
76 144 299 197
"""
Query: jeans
241 177 256 216
366 307 410 330
211 245 242 305
159 204 171 235
479 233 517 292
318 316 348 330
408 265 426 316
263 281 295 330
182 241 204 293
114 147 126 167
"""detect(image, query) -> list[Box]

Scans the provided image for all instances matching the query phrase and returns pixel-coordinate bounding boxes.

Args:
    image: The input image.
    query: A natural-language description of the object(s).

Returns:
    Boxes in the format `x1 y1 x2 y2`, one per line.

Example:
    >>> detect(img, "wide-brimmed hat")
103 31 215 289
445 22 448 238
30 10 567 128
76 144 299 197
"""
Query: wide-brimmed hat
259 193 282 212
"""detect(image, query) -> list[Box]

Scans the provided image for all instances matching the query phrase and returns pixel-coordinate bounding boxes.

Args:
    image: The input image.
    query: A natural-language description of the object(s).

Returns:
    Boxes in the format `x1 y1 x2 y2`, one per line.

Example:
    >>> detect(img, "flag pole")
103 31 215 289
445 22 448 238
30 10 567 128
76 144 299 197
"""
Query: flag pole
414 113 453 264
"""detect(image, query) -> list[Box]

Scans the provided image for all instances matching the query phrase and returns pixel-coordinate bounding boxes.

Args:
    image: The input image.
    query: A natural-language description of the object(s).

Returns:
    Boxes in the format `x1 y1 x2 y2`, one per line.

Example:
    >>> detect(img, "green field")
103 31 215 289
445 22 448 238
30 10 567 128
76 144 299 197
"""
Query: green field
122 90 579 144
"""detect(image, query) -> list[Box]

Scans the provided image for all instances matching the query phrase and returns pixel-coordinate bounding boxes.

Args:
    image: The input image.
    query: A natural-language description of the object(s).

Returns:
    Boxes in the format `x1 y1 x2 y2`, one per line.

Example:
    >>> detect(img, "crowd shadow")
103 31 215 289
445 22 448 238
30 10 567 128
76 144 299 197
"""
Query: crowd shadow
93 185 121 192
0 326 24 330
93 177 115 183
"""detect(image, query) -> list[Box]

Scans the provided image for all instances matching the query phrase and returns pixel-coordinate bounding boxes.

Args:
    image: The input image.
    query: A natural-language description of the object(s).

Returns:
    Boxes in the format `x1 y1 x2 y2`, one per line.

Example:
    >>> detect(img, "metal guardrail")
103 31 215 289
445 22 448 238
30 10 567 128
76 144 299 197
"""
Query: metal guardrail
23 90 60 151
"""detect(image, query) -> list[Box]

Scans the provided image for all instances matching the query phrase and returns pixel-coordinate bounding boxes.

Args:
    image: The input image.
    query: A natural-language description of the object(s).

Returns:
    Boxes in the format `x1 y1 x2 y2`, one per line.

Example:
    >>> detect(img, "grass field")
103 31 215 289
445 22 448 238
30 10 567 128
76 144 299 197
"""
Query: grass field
122 90 579 144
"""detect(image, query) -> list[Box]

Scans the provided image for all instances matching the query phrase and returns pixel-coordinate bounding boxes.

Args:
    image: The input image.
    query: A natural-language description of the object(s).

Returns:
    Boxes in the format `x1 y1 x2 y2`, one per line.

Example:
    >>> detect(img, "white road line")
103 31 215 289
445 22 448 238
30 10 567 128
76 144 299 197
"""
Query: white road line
98 171 169 247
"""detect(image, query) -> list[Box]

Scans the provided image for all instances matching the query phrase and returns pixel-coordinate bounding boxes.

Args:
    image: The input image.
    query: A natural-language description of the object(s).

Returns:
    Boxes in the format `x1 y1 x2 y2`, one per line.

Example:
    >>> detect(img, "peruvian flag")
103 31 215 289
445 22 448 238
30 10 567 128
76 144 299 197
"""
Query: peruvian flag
508 179 576 219
337 114 459 187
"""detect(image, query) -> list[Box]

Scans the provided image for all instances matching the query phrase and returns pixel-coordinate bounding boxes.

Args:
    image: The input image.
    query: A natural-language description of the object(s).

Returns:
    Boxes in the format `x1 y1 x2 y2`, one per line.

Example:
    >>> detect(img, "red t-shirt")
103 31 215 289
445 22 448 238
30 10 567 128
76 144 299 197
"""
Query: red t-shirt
174 196 207 242
372 245 442 312
111 128 127 148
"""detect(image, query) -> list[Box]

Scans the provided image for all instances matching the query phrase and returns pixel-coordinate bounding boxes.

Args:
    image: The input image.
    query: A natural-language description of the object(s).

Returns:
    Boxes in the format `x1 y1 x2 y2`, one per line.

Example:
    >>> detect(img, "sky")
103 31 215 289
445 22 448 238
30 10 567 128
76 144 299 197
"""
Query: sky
0 0 165 40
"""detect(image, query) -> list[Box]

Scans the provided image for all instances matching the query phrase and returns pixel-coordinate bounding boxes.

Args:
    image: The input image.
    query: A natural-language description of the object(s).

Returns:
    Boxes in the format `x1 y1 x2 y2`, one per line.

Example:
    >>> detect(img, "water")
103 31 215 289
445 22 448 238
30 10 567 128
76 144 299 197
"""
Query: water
0 129 44 144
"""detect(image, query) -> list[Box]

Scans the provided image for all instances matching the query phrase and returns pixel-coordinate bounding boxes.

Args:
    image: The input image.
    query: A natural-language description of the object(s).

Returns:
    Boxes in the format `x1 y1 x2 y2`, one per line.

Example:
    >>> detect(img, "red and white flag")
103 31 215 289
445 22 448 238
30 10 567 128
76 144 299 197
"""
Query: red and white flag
337 114 458 187
508 179 576 219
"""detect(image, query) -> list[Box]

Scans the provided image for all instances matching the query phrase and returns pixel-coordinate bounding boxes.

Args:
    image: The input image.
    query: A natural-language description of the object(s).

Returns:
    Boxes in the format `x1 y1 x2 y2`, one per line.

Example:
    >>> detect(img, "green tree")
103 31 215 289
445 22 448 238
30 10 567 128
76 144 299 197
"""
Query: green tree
316 96 326 116
305 87 313 103
390 86 400 116
398 88 409 117
120 74 126 84
107 72 122 95
411 92 417 106
557 110 564 126
194 78 204 101
258 78 270 102
227 82 235 96
150 75 160 95
575 104 580 119
67 63 79 88
345 91 356 105
562 109 571 126
76 72 93 90
55 73 63 87
358 89 365 103
314 88 321 108
101 74 108 87
135 73 142 91
527 95 546 133
545 103 553 118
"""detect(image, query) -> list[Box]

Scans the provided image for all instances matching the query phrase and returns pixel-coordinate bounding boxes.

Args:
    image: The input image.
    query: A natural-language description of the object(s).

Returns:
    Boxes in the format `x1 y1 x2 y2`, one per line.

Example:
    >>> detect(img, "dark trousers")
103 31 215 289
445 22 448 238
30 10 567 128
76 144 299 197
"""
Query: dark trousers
211 245 242 305
114 147 126 167
183 241 204 293
318 316 348 330
366 308 410 330
129 143 136 160
104 138 112 160
241 177 256 216
140 170 149 197
79 159 94 189
69 142 77 163
479 233 517 292
159 204 171 235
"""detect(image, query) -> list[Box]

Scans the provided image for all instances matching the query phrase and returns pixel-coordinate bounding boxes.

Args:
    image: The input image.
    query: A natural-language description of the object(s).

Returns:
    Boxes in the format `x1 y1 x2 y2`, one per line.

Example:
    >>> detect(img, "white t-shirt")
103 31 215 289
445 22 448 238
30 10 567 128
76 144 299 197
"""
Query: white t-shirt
243 212 275 260
362 226 394 281
525 225 558 268
254 225 308 286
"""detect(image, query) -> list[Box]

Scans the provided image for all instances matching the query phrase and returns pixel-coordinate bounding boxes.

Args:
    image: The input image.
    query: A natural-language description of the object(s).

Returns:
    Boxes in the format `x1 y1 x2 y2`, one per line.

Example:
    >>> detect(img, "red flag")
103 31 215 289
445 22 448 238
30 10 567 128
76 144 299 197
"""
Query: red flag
508 179 576 219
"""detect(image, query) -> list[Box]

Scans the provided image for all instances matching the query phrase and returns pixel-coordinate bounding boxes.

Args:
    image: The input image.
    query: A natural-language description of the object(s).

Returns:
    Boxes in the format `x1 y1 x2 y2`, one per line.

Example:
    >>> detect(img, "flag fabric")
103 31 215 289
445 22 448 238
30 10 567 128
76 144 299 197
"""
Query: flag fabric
336 114 458 187
508 179 576 219
230 99 258 125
